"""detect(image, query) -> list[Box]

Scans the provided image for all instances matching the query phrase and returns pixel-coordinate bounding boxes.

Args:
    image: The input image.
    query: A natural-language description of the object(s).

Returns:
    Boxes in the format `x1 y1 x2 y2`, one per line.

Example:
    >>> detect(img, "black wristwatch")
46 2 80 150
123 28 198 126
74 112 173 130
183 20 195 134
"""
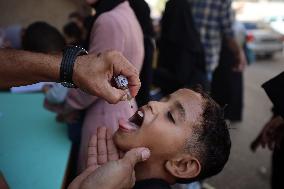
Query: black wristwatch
60 46 88 88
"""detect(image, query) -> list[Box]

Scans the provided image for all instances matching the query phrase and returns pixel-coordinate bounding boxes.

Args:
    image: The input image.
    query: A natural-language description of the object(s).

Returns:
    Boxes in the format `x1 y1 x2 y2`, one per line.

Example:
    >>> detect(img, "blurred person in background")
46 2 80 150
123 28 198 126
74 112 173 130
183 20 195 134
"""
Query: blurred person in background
66 11 96 49
189 0 246 80
63 22 84 46
68 12 87 35
22 21 65 53
154 0 246 100
63 12 93 46
251 72 284 189
129 0 155 107
45 0 144 174
211 18 247 122
154 0 207 97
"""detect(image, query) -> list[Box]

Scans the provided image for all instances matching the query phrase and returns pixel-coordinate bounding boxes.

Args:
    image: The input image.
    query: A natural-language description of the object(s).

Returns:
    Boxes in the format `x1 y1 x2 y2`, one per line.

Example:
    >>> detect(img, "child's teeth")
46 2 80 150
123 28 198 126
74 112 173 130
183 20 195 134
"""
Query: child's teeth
138 110 144 118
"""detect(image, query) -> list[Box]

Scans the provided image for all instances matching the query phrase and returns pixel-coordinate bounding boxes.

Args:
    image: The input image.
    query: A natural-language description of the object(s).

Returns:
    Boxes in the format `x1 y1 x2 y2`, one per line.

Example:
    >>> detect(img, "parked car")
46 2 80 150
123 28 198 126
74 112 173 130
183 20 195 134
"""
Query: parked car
242 21 283 58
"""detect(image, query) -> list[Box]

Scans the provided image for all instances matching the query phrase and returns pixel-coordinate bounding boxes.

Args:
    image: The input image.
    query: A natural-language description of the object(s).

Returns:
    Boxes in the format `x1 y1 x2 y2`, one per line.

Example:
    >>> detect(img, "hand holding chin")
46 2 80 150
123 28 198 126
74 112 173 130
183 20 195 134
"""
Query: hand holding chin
68 126 150 189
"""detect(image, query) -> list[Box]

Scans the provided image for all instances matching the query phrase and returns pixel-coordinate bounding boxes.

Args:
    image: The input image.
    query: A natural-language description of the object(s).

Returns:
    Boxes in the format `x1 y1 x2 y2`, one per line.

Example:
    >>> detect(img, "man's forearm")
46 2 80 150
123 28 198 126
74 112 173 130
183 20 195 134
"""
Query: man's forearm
0 49 61 88
0 49 141 104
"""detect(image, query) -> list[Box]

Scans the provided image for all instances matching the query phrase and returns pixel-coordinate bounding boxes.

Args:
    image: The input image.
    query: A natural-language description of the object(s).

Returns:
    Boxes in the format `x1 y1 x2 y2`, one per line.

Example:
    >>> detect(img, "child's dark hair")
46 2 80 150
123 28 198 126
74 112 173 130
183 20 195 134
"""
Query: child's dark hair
177 88 231 183
22 21 65 53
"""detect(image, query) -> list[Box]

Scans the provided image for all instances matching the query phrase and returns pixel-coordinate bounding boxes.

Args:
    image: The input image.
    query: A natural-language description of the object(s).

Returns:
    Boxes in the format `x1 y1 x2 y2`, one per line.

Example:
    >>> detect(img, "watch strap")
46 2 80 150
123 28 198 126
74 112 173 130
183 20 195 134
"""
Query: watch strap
60 46 88 88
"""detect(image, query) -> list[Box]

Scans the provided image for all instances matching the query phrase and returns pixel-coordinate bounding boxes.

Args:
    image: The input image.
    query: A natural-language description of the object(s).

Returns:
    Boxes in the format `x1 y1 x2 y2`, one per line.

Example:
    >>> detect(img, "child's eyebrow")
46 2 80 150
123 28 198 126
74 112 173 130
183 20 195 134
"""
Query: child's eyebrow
164 95 185 121
175 101 186 122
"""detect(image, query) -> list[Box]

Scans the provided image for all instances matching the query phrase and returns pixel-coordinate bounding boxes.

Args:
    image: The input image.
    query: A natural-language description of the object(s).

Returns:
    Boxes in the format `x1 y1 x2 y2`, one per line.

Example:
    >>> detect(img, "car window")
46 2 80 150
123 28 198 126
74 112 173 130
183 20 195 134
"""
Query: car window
243 23 258 30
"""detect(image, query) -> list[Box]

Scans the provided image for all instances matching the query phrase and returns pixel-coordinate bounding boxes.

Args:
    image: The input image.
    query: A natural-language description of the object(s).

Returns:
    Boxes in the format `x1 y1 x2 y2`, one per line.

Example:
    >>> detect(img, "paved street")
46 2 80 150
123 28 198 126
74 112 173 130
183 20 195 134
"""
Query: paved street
206 53 284 189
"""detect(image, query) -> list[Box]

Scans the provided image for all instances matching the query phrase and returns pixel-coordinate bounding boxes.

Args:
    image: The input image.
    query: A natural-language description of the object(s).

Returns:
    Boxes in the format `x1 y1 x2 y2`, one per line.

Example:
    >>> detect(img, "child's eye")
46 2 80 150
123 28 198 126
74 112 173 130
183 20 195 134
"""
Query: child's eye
167 112 175 124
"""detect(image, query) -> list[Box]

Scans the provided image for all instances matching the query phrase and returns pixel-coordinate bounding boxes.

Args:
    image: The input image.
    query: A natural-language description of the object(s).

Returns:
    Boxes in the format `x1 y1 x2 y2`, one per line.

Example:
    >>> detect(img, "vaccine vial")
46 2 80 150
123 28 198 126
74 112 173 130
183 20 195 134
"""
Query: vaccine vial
113 75 133 108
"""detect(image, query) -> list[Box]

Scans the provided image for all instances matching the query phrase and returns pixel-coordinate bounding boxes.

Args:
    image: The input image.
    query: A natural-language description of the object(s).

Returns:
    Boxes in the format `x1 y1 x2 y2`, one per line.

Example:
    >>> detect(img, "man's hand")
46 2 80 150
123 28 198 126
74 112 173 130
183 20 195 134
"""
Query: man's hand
251 115 284 151
68 127 150 189
0 49 140 102
73 51 141 104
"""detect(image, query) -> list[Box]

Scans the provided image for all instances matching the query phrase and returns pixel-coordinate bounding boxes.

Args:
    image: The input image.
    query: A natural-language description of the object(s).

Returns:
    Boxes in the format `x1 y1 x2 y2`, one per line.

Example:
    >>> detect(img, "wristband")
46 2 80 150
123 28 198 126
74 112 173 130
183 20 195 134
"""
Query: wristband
60 46 88 88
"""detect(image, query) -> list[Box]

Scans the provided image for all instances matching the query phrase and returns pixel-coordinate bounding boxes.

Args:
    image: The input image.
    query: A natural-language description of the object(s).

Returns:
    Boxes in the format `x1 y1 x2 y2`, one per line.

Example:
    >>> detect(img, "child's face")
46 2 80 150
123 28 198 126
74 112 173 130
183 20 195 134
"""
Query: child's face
113 89 203 160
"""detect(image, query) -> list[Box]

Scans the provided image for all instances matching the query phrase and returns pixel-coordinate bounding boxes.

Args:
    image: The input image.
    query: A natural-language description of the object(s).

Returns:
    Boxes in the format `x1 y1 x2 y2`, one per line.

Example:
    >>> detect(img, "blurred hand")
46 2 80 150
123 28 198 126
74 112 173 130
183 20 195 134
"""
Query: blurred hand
43 99 64 113
251 116 284 151
44 99 81 124
233 50 247 72
73 51 141 104
42 84 53 93
68 127 150 189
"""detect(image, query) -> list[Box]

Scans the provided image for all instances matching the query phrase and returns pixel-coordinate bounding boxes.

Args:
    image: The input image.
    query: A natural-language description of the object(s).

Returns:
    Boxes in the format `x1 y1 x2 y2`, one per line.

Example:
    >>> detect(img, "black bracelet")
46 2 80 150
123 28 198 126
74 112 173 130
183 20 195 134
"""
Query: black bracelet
60 46 88 88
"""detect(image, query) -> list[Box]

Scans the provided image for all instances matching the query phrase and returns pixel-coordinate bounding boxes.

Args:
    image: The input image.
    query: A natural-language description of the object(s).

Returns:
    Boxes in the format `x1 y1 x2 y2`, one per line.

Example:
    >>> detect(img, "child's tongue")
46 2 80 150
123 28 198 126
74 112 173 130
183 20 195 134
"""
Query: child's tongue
118 118 139 131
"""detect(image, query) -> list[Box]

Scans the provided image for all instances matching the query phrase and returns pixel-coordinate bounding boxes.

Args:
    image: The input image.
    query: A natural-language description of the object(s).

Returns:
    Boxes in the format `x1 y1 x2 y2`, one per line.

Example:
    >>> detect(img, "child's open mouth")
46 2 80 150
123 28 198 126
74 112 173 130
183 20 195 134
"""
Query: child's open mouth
118 109 144 132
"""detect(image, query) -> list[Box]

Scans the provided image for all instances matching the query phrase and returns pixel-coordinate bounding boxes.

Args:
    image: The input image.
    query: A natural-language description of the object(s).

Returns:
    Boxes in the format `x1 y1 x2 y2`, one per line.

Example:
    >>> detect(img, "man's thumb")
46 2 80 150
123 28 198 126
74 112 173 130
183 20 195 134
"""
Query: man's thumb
122 147 151 167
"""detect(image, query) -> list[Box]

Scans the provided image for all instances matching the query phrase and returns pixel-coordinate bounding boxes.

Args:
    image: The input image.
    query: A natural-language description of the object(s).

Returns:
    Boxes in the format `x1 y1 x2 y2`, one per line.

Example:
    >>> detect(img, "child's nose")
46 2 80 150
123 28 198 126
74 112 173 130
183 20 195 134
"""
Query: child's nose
147 101 165 115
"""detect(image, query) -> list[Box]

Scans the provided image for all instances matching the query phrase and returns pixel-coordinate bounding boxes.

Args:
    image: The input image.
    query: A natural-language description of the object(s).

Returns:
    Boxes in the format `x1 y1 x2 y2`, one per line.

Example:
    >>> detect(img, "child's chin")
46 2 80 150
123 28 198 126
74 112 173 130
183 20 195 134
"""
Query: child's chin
114 131 151 152
113 134 132 151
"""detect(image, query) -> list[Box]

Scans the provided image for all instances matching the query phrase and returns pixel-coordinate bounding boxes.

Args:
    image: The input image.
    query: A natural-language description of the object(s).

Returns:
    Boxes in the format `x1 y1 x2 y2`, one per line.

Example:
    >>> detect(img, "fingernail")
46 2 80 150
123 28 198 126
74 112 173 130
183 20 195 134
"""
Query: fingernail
141 148 150 161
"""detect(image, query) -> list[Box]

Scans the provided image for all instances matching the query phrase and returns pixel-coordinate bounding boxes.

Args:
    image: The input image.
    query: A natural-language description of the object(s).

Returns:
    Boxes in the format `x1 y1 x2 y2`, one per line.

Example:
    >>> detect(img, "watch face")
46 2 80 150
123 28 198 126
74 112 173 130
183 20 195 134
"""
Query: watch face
61 82 76 88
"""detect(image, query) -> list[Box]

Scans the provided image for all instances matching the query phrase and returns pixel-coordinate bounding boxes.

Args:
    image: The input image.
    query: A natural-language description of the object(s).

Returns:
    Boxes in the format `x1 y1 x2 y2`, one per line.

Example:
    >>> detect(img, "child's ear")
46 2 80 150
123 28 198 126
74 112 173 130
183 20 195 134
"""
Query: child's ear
165 154 201 180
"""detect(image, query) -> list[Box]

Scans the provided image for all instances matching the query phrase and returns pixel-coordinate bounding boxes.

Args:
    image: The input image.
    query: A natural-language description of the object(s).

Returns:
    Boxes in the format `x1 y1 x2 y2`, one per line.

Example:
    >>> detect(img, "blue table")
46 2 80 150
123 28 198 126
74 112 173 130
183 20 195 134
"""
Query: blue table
0 93 71 189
